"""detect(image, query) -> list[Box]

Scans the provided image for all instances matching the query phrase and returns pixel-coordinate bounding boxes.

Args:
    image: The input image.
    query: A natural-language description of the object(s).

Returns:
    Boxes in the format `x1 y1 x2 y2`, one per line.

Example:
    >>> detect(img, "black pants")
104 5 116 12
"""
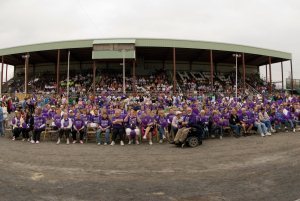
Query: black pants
22 128 30 139
13 128 22 138
60 129 71 139
112 127 124 141
33 129 44 142
72 129 84 141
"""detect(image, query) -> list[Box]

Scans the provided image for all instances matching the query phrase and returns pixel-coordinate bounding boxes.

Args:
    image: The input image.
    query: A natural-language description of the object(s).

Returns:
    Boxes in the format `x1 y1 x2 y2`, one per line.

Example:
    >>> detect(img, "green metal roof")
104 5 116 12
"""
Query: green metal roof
0 38 292 60
93 39 136 44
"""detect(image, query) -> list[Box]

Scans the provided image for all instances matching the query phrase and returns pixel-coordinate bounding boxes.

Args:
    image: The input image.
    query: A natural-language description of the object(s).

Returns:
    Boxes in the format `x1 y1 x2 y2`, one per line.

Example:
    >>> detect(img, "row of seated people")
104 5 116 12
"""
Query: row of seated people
10 102 299 146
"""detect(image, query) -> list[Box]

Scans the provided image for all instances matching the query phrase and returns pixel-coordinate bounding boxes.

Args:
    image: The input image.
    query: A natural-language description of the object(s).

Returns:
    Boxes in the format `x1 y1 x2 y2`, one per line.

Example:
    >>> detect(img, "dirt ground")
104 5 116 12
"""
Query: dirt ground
0 131 300 201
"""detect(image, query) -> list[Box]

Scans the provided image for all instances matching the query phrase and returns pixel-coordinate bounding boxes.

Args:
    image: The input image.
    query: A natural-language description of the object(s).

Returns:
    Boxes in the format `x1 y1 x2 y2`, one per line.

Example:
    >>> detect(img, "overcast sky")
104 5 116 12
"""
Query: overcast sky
0 0 299 87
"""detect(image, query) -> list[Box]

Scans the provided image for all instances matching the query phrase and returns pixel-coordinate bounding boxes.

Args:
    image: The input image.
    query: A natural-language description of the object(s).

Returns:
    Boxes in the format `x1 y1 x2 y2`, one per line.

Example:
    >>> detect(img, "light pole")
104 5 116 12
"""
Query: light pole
67 50 70 104
120 49 126 95
232 53 241 100
22 54 30 94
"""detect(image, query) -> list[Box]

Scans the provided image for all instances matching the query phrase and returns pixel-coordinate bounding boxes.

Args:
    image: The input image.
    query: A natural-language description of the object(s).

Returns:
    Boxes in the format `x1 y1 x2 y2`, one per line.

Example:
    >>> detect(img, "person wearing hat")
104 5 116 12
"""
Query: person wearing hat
171 111 182 142
174 107 197 144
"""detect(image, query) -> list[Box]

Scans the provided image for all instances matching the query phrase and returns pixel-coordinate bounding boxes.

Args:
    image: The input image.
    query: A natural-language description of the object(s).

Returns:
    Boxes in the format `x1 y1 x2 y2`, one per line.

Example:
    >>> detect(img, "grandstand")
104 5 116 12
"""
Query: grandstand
0 38 294 97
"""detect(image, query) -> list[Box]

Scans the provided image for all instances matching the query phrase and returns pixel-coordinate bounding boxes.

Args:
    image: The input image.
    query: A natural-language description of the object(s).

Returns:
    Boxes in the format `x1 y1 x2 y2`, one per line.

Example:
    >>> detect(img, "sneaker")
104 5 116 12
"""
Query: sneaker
56 139 61 145
66 139 70 145
261 134 265 137
149 140 153 145
80 140 83 144
135 140 139 145
27 138 30 142
120 141 124 146
266 132 272 136
97 142 101 145
143 135 147 140
73 140 77 144
128 140 133 145
293 128 296 133
12 136 15 141
110 141 115 146
159 139 163 144
30 140 35 143
22 138 25 142
104 143 107 146
163 135 166 139
271 128 276 133
36 141 40 144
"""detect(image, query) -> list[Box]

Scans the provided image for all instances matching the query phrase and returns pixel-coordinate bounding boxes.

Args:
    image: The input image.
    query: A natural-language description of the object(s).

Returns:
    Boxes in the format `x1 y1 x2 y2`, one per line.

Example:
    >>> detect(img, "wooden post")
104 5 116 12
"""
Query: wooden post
173 48 176 94
242 53 246 94
93 60 96 95
56 49 60 94
210 50 214 92
269 57 272 93
0 56 3 96
133 60 136 93
281 61 284 91
290 59 294 95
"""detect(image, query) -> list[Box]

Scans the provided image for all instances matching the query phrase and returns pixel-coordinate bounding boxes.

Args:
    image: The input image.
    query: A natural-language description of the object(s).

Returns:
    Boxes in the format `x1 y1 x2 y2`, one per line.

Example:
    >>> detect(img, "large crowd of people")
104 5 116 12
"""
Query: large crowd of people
0 91 299 146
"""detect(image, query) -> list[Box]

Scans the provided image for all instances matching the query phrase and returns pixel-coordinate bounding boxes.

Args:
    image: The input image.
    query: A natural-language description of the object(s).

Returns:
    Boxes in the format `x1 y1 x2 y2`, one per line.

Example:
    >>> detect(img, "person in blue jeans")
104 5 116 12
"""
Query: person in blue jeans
96 113 111 145
229 109 242 138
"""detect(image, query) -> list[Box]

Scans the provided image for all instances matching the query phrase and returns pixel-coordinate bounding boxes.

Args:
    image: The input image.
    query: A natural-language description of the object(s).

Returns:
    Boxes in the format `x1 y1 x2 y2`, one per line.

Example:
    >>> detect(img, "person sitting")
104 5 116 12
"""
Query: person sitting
229 109 242 138
96 113 111 145
110 109 125 146
141 109 155 145
174 107 197 145
171 111 182 143
259 108 275 133
252 107 270 137
11 111 24 140
72 113 85 144
57 113 72 145
31 108 46 144
155 110 168 143
124 109 141 145
240 108 254 136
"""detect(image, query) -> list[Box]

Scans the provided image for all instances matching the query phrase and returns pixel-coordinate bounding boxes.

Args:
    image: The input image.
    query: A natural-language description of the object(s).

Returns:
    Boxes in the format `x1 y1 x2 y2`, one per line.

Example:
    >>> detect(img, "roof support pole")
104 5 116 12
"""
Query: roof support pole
210 50 214 93
6 64 8 82
56 49 60 94
265 65 268 89
173 47 176 94
93 60 96 95
242 53 246 94
24 53 29 94
133 60 136 94
290 59 294 95
281 61 284 92
1 60 3 85
269 57 272 93
0 56 3 96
